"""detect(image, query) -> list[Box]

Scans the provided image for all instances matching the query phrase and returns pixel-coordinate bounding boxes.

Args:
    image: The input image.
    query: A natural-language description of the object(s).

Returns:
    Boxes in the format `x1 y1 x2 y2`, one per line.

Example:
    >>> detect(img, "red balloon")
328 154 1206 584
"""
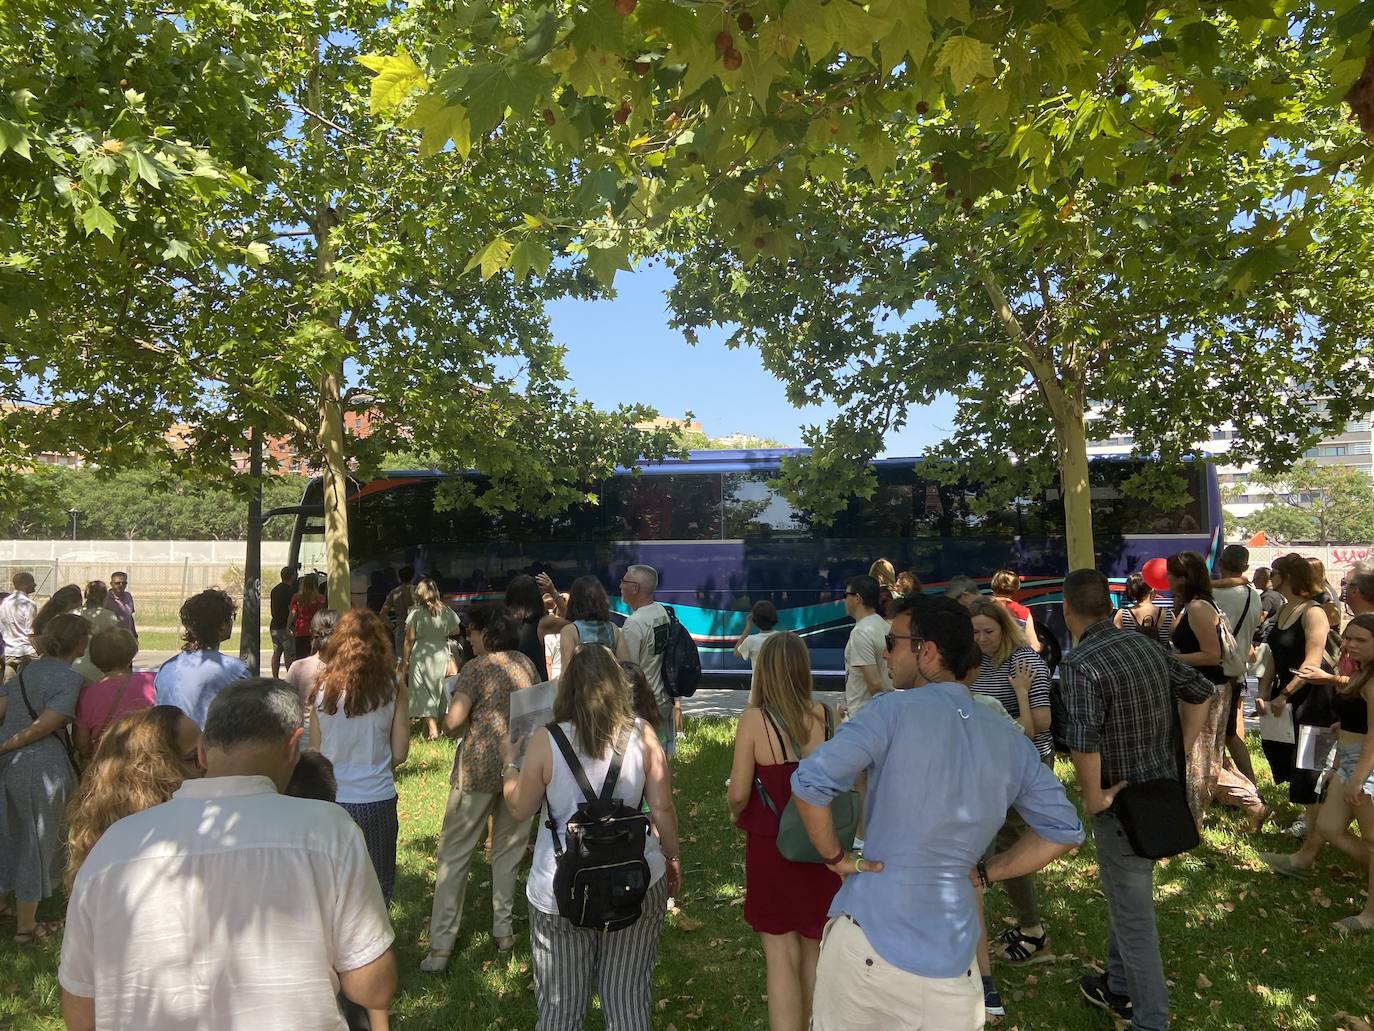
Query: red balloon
1141 557 1170 592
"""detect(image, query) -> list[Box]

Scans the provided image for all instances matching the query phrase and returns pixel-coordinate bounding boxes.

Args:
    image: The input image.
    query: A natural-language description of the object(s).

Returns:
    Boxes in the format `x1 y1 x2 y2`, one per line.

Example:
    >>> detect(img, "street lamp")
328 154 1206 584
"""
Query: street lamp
67 508 79 540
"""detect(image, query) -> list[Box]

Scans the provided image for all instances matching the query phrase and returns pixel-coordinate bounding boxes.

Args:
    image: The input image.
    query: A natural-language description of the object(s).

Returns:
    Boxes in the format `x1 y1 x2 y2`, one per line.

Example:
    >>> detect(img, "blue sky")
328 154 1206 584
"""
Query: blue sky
546 262 957 458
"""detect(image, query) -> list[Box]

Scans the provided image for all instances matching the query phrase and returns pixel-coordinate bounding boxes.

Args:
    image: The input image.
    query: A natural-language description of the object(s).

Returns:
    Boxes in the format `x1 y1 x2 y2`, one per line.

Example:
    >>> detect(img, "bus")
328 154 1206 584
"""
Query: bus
290 449 1222 684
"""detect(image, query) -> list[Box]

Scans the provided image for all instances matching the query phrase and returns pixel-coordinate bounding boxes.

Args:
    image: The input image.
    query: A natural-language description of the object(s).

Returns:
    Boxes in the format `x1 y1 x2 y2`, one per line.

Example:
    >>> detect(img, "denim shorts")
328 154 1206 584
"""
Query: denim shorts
1328 742 1374 799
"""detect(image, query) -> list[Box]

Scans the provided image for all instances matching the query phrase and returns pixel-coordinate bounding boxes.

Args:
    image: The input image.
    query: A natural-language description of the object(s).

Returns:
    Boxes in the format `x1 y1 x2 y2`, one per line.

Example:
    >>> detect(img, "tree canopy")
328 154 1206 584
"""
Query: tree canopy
369 0 1374 567
2 1 679 606
1228 460 1374 546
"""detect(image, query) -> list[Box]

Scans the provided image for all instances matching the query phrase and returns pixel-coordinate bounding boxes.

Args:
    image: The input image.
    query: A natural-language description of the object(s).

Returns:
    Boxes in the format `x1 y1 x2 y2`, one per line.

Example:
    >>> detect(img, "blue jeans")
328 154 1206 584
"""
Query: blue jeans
1092 812 1169 1031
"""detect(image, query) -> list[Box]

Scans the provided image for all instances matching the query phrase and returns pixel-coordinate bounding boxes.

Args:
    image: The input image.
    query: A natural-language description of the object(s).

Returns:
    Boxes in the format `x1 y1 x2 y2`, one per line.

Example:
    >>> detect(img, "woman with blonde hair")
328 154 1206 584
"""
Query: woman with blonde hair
401 578 459 740
310 608 408 905
502 644 680 1027
727 632 840 1031
0 612 89 943
966 598 1055 970
869 559 897 616
989 569 1042 653
66 705 202 889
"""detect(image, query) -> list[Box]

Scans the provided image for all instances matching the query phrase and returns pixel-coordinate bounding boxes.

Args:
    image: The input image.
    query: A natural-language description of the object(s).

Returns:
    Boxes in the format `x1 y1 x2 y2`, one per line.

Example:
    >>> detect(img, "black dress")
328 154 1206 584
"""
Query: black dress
1170 606 1227 685
1262 602 1334 804
516 615 549 681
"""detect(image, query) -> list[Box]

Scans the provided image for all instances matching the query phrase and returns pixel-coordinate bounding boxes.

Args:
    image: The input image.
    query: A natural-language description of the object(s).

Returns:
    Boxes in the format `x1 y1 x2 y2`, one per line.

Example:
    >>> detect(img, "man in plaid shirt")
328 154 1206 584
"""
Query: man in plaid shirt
1058 569 1214 1031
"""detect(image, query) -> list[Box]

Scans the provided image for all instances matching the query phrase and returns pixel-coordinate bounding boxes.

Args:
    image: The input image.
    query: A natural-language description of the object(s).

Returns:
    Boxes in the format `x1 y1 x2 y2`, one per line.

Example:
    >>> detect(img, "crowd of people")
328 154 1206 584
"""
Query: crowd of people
0 545 1372 1029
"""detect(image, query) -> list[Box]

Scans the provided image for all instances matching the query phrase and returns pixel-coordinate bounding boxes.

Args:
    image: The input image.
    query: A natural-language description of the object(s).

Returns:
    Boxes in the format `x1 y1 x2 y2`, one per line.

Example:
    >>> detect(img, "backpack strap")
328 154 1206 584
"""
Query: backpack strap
547 722 600 805
822 703 835 741
598 726 632 803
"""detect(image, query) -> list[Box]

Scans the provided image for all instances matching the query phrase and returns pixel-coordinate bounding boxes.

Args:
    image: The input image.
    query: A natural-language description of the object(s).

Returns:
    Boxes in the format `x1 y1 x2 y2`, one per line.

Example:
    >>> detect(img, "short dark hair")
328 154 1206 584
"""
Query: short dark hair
887 594 980 679
469 603 520 652
846 575 881 611
285 751 338 802
750 600 779 631
202 678 303 751
180 588 237 651
1122 572 1152 605
1063 569 1113 620
280 566 296 579
1253 566 1271 588
1219 544 1250 576
398 566 415 583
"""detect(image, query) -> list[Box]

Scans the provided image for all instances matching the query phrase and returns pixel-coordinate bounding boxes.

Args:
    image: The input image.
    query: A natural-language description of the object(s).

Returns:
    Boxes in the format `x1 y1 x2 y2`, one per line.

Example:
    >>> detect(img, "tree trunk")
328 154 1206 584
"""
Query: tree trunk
318 366 352 611
308 34 352 612
978 268 1096 570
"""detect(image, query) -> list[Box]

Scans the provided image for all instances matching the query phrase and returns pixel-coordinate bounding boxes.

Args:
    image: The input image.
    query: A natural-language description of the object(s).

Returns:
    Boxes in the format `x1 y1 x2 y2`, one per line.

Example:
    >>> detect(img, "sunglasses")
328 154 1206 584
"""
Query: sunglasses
885 633 925 652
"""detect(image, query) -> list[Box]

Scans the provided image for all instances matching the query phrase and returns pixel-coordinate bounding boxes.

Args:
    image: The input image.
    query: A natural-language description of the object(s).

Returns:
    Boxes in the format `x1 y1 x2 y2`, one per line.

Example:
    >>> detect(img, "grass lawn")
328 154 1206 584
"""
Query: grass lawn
3 720 1373 1029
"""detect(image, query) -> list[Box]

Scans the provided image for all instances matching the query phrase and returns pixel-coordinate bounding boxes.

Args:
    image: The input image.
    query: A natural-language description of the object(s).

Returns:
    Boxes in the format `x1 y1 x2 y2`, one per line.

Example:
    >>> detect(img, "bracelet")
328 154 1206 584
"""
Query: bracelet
976 859 990 888
502 762 520 774
663 855 679 862
821 847 846 867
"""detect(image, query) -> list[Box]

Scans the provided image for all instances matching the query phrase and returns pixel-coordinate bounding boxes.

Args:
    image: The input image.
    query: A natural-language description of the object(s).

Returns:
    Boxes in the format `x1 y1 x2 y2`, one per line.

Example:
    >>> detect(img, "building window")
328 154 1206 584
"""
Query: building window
1354 442 1371 455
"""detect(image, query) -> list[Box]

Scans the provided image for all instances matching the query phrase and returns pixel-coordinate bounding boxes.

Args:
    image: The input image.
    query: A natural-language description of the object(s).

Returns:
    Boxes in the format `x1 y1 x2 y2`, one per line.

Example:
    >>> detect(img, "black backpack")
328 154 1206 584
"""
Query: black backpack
545 724 652 932
659 605 701 699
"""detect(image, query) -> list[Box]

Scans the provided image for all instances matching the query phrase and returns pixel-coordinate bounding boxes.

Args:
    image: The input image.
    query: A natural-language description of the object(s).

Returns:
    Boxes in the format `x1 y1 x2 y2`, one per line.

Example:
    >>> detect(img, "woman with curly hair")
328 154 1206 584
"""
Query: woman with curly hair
309 608 409 904
66 705 202 890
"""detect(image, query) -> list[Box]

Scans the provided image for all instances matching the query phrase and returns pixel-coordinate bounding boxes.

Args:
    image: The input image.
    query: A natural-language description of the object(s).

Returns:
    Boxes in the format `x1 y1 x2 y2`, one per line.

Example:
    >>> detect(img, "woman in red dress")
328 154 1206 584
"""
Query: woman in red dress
728 632 841 1031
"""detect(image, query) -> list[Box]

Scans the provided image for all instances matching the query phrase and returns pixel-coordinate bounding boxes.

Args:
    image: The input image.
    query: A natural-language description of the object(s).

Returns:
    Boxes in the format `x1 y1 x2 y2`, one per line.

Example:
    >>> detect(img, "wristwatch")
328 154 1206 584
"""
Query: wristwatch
976 859 990 888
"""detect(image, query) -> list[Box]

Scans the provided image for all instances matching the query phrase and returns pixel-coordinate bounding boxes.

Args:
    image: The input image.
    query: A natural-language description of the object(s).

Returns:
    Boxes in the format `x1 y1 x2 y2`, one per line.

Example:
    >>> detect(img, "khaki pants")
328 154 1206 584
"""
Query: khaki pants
811 916 983 1031
427 783 533 950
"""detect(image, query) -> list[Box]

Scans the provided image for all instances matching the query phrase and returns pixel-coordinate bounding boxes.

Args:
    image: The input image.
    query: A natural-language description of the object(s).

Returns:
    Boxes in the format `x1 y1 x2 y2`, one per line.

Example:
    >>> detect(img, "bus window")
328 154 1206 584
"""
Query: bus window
1027 461 1207 536
603 474 722 540
722 473 808 538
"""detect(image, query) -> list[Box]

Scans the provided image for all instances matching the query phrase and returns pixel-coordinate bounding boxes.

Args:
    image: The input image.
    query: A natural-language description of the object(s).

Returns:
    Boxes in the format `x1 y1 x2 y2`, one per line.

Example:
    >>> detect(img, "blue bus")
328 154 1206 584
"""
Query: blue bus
290 449 1221 684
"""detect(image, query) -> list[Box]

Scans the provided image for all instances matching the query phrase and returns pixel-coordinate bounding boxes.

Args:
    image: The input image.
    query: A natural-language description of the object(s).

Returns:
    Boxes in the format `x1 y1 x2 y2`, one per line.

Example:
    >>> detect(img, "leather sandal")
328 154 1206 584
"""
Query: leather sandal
14 920 62 945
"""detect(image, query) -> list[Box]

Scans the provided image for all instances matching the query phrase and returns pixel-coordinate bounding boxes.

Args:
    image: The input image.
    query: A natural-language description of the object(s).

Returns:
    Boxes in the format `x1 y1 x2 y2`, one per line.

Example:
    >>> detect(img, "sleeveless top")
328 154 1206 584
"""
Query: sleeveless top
1171 603 1227 684
313 689 397 804
1335 689 1369 735
573 619 616 649
1120 603 1173 644
1265 604 1315 693
527 719 665 915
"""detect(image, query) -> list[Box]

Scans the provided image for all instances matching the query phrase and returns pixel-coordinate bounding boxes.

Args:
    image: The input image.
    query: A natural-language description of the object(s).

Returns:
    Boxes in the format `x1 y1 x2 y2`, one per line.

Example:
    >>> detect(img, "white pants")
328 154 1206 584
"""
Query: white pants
811 916 984 1031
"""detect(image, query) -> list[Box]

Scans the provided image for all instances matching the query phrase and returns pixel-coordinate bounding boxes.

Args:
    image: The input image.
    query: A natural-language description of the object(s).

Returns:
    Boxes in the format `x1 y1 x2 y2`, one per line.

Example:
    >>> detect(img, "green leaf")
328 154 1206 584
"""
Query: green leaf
128 149 162 189
80 204 117 240
461 64 513 135
586 242 632 287
464 237 514 279
0 119 31 160
509 237 553 282
403 95 472 159
243 241 270 267
935 35 993 89
356 49 428 115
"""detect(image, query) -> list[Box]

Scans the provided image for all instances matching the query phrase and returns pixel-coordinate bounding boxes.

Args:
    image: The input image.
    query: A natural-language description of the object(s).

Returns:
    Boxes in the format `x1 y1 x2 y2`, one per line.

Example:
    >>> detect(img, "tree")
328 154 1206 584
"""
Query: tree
370 0 1374 568
1229 461 1374 545
678 428 788 449
1 466 312 541
3 2 678 610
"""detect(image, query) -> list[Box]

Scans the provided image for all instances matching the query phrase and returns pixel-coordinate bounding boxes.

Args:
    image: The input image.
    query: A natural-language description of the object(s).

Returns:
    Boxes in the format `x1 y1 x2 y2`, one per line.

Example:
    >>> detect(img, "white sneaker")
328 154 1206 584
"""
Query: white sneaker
1287 818 1309 838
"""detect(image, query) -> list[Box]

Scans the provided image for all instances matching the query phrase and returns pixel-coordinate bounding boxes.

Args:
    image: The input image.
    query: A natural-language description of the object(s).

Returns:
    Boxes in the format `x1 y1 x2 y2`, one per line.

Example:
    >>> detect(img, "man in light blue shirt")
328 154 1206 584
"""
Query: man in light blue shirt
154 588 249 727
793 593 1084 1031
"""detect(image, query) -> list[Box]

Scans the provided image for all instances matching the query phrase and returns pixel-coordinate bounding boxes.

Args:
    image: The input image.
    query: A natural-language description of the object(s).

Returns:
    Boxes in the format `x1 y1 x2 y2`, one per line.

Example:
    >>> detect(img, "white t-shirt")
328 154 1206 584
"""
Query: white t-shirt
622 602 670 703
1214 584 1263 653
59 775 394 1030
527 720 665 916
736 629 777 666
314 689 398 804
844 612 891 717
0 590 37 658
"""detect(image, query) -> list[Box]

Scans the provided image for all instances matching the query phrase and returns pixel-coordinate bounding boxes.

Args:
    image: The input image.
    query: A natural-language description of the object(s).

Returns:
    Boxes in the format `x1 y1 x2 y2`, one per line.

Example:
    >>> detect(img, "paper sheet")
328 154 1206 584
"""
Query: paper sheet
1297 724 1337 771
1258 709 1295 744
510 679 558 761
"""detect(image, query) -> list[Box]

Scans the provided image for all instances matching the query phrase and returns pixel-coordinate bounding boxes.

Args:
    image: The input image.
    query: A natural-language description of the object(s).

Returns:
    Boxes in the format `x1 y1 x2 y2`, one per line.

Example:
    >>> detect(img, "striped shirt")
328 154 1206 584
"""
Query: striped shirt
970 647 1053 757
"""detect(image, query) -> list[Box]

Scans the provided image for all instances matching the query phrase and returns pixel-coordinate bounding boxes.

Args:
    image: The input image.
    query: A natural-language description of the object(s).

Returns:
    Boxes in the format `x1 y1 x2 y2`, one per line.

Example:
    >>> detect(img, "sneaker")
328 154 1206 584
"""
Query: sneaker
982 975 1005 1018
1079 972 1132 1020
1287 817 1309 838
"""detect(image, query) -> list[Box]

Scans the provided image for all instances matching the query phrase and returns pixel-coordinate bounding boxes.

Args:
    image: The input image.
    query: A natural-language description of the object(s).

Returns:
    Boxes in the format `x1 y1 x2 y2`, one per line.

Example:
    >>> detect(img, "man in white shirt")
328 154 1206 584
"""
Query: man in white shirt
617 563 675 756
0 571 38 682
59 678 397 1031
842 575 891 719
1213 544 1264 786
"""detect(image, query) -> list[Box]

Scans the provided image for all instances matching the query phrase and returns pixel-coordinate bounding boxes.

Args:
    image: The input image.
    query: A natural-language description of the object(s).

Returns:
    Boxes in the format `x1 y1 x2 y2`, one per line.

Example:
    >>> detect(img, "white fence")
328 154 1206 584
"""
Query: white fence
0 540 290 564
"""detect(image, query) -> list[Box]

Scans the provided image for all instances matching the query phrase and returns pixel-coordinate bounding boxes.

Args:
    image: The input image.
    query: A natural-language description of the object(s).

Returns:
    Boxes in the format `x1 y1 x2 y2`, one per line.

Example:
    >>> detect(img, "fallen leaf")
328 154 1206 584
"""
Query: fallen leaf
1197 973 1213 990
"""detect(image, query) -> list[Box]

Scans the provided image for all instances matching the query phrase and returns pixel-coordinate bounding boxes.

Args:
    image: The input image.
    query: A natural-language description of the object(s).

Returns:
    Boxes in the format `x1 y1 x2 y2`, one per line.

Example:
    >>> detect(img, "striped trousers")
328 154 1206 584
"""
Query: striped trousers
529 876 668 1031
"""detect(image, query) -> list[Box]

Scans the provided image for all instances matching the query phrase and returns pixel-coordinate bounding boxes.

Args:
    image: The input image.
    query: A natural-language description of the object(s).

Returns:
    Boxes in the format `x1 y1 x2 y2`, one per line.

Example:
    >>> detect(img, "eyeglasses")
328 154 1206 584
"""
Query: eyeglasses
844 591 858 598
885 633 925 652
